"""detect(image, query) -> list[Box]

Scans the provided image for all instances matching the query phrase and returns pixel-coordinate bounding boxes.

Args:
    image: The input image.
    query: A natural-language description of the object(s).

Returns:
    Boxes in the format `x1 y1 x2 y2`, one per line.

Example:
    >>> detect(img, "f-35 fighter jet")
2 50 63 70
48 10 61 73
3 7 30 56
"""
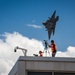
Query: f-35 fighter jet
43 10 59 40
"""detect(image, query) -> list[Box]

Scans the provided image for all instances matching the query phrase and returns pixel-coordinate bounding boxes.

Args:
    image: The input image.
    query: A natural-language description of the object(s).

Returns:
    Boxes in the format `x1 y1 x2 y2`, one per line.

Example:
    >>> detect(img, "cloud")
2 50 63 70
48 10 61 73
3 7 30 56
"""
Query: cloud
0 32 75 75
27 24 42 28
0 58 13 75
0 32 44 75
56 46 75 57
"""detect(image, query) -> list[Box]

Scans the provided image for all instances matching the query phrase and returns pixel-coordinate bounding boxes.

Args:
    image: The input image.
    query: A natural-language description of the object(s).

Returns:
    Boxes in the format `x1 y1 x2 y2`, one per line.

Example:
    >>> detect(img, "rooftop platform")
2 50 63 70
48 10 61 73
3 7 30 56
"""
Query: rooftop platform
9 56 75 75
19 56 75 62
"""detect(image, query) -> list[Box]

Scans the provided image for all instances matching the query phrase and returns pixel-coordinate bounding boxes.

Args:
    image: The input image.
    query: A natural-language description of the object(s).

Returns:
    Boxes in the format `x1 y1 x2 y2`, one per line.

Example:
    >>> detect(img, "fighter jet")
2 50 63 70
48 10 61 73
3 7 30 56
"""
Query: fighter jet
43 10 59 40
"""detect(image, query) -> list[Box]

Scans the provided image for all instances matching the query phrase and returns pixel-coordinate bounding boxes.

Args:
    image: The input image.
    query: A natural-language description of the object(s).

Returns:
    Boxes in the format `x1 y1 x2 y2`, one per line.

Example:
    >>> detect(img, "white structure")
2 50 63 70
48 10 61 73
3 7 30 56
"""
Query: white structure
8 56 75 75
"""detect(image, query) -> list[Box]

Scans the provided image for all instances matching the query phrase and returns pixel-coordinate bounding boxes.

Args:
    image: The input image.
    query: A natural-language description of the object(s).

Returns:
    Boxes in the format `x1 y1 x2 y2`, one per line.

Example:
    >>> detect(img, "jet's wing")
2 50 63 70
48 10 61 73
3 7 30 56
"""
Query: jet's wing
51 10 56 19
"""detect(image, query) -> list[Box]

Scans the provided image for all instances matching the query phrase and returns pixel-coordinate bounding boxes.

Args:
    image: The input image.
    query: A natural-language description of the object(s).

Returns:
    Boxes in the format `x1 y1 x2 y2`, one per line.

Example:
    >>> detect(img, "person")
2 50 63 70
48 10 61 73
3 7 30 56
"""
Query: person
47 40 57 57
39 51 43 57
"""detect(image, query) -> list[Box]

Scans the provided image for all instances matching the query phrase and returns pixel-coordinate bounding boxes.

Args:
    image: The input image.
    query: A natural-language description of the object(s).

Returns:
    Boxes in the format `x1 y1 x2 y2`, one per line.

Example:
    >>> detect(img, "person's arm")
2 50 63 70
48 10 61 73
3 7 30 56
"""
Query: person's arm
47 43 52 48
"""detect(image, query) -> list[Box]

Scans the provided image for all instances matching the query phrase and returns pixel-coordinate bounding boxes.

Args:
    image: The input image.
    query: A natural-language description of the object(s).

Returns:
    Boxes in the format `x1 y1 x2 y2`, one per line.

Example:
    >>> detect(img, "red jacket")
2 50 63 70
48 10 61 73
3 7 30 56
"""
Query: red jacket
39 51 43 57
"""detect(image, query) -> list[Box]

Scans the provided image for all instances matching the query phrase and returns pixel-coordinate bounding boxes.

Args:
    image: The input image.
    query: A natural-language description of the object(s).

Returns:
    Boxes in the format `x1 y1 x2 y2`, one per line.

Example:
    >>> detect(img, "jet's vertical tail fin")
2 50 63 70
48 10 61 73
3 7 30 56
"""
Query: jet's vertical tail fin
51 10 56 19
55 16 59 22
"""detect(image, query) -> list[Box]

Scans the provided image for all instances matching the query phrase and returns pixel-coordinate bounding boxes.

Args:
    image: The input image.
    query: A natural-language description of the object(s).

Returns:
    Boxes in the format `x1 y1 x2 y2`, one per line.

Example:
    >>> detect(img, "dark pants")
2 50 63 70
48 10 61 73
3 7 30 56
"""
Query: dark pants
52 50 57 57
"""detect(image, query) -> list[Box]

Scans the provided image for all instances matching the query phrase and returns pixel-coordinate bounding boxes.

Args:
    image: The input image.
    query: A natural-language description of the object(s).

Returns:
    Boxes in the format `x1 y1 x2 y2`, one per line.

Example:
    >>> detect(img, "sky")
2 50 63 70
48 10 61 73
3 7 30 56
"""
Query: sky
0 0 75 75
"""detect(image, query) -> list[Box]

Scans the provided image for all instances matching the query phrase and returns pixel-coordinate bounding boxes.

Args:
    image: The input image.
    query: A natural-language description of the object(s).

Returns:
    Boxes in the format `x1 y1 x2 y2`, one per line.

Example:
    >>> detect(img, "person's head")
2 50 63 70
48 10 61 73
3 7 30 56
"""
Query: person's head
39 51 42 54
51 40 54 44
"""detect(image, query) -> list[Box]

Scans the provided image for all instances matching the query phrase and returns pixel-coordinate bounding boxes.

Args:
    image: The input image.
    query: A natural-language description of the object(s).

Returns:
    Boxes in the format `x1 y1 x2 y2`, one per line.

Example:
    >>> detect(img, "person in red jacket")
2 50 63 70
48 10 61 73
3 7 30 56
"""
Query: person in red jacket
47 40 57 57
39 51 43 57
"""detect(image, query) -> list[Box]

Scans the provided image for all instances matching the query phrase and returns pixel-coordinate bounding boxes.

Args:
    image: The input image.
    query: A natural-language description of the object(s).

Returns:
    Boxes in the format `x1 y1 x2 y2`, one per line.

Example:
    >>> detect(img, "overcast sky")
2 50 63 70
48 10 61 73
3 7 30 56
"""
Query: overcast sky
0 0 75 75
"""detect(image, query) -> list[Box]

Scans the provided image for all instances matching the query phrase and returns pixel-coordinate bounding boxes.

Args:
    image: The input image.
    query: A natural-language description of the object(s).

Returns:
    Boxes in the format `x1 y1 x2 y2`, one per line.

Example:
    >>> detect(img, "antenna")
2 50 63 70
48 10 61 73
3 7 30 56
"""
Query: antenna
14 46 27 56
